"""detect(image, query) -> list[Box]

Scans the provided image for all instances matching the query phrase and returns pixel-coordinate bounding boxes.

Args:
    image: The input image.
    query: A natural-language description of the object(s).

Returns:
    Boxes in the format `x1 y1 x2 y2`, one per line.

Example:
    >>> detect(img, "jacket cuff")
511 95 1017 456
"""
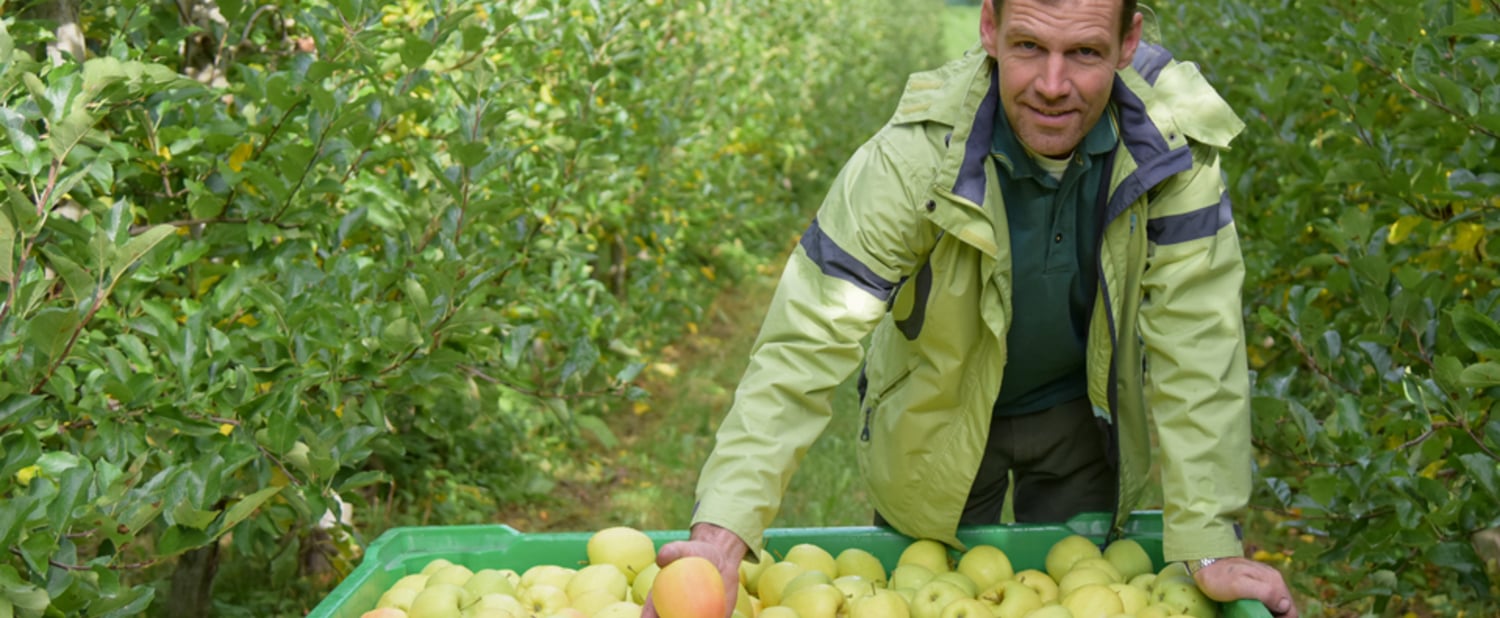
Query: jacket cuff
1161 521 1244 563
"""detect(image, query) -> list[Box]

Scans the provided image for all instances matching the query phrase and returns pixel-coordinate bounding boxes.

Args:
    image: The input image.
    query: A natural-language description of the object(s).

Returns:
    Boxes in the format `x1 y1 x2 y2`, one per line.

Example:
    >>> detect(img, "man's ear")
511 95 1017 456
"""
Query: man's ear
980 0 1000 58
1117 11 1145 69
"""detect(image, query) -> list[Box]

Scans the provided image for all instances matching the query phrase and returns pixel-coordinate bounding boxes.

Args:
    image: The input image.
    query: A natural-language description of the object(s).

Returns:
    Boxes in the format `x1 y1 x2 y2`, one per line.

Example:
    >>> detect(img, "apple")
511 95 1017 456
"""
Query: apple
632 563 661 604
1101 540 1153 581
588 527 658 584
1106 583 1148 614
1135 605 1170 618
931 572 978 598
1018 604 1072 618
836 548 889 586
1150 578 1215 618
783 544 839 579
1013 570 1059 604
1044 536 1101 583
898 540 951 574
1060 583 1123 618
428 564 475 589
548 608 589 618
378 587 419 611
523 566 577 593
520 585 571 617
1126 573 1156 591
847 588 911 618
888 564 935 592
759 607 800 618
394 574 431 592
1069 559 1122 584
409 583 465 618
781 583 846 618
782 569 835 600
937 598 990 618
757 561 809 607
466 609 517 618
568 564 630 602
594 602 644 618
468 569 519 599
422 559 457 576
833 575 879 603
1057 568 1115 598
651 556 727 618
978 580 1042 618
742 552 777 595
956 544 1013 592
362 609 409 618
575 589 629 617
908 579 968 618
735 582 754 617
472 593 525 616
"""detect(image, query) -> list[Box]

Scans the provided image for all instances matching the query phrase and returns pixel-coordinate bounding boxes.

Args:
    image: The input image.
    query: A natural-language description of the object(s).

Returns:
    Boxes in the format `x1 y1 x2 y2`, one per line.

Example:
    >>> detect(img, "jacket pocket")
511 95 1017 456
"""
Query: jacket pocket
859 362 915 442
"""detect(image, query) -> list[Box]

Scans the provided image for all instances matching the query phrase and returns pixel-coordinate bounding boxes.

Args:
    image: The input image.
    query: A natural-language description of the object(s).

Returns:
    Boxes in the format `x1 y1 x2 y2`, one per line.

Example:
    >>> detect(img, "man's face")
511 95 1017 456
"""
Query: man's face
981 0 1142 158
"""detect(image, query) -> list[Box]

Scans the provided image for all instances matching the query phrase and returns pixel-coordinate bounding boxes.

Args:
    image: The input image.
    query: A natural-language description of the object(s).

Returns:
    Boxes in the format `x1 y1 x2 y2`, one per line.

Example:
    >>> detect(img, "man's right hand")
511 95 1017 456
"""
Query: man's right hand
641 522 748 618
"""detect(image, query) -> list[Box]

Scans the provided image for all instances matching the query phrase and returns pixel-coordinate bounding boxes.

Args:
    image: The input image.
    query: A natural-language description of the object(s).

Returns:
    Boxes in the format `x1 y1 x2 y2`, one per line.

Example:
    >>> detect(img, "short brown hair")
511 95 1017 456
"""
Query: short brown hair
993 0 1139 42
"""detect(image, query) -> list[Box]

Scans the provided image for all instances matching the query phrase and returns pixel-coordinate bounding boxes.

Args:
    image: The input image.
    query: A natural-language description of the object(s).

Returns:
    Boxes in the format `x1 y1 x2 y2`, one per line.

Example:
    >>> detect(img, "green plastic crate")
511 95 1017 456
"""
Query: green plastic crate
309 511 1270 618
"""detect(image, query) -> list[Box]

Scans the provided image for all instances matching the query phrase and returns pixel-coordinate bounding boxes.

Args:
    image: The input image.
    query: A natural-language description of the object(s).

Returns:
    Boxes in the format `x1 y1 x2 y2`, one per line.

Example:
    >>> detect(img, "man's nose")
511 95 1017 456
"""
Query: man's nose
1034 54 1070 101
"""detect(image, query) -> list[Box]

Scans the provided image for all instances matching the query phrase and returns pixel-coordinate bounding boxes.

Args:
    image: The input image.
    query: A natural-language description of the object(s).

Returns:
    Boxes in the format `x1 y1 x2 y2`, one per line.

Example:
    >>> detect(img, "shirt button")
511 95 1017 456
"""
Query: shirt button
1054 234 1063 243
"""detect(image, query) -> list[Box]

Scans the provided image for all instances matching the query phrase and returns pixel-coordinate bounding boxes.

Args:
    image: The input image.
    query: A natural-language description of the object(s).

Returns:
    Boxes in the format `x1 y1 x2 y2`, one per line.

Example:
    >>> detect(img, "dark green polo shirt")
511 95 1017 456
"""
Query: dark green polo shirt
991 105 1119 416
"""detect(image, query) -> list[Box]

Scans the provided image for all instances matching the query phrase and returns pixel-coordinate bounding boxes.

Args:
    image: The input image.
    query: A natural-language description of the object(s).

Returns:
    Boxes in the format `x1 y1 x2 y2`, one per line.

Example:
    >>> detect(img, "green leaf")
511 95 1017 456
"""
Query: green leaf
1450 303 1500 356
215 486 282 534
82 57 129 95
1439 19 1500 37
39 248 94 303
24 307 82 362
0 204 13 282
1459 363 1500 388
169 500 220 531
1434 355 1465 390
87 586 154 618
1461 453 1499 500
400 35 435 69
48 104 95 160
154 525 210 559
0 107 37 156
109 224 174 284
574 414 618 449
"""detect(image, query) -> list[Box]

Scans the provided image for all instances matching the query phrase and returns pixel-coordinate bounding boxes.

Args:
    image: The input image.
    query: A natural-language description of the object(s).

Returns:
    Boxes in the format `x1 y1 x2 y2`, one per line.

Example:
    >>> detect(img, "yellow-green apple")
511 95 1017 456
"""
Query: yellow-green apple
1060 583 1123 618
568 564 630 602
471 593 525 616
735 583 753 617
957 545 1013 592
833 575 879 603
1106 583 1147 614
1057 568 1116 598
978 580 1042 618
1101 540 1153 581
588 527 657 585
1044 536 1101 583
899 540 952 574
1069 560 1121 584
1135 605 1170 618
1019 604 1072 618
362 609 409 618
758 607 799 618
742 553 777 596
781 583 845 618
1013 570 1059 605
520 585 571 618
783 544 839 580
757 561 809 607
847 588 911 618
594 602 643 618
394 574 431 592
836 548 889 586
889 564 935 593
522 566 577 592
422 559 456 576
574 589 627 617
1150 578 1215 618
931 572 979 598
782 570 835 600
632 564 661 605
429 564 475 589
468 569 519 599
377 587 419 611
937 598 990 618
409 583 465 618
1126 574 1156 591
908 579 969 618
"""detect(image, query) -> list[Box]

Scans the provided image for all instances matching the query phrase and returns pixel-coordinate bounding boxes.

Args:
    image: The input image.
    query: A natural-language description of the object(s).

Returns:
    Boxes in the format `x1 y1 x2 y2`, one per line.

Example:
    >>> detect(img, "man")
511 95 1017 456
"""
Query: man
648 0 1297 616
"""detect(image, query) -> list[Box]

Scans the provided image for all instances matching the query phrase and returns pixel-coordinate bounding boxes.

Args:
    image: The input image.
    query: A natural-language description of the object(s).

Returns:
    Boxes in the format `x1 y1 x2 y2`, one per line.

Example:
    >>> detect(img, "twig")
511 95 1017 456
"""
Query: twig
1362 55 1500 140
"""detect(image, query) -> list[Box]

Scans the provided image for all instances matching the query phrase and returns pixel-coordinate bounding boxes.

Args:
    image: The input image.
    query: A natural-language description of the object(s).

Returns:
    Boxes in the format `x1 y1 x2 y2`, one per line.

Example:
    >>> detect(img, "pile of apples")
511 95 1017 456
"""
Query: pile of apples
359 526 1221 618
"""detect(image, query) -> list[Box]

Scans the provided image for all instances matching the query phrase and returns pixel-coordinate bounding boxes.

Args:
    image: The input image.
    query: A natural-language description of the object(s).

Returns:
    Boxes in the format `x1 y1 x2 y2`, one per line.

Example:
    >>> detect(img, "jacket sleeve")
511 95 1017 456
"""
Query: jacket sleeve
1138 143 1253 563
690 127 938 554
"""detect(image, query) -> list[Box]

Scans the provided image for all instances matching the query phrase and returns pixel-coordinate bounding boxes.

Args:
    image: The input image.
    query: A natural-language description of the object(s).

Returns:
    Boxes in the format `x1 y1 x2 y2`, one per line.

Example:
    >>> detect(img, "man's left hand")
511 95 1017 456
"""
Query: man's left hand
1193 557 1298 618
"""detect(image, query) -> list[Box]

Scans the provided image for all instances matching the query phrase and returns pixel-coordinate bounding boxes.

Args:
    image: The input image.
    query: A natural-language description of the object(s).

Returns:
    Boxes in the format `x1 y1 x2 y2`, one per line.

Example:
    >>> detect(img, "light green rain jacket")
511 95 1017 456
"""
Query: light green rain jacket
693 44 1251 563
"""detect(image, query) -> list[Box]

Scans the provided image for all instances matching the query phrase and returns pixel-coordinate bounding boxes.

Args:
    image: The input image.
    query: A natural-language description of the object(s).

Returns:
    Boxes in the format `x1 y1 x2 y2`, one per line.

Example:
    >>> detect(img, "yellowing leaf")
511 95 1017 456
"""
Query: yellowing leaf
1452 222 1486 253
699 265 716 281
158 145 172 161
15 464 40 486
1386 215 1423 245
228 142 253 172
633 401 651 416
539 82 557 105
218 423 235 436
334 403 344 419
236 313 259 327
1419 459 1445 479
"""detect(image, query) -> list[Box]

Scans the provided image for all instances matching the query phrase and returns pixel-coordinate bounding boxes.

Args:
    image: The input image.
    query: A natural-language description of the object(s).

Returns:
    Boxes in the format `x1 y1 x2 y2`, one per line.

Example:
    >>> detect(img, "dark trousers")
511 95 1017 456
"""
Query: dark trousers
875 397 1115 526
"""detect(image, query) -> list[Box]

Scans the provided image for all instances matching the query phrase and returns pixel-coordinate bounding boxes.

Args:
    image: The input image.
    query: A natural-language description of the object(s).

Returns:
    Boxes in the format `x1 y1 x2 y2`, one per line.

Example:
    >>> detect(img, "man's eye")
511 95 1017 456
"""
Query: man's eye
1018 41 1038 50
1078 47 1101 57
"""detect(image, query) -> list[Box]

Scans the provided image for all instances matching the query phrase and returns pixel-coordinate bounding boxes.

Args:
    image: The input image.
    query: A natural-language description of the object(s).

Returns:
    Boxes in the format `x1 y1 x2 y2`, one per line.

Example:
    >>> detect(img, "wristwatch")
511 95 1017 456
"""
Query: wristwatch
1185 557 1221 575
